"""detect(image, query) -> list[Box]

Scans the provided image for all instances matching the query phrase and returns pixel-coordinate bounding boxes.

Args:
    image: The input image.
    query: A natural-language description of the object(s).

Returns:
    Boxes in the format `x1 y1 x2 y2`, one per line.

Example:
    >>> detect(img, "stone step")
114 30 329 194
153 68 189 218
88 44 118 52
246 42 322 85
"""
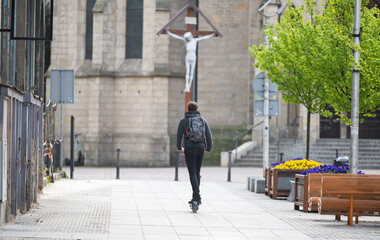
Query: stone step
243 153 379 159
235 138 380 169
312 144 379 149
309 153 379 158
317 139 380 143
248 147 380 153
311 144 380 149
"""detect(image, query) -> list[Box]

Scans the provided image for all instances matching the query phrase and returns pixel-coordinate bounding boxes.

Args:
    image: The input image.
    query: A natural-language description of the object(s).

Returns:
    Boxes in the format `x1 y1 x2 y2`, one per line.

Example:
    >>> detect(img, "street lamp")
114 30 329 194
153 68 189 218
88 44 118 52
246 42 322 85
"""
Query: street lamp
258 0 287 176
350 0 361 174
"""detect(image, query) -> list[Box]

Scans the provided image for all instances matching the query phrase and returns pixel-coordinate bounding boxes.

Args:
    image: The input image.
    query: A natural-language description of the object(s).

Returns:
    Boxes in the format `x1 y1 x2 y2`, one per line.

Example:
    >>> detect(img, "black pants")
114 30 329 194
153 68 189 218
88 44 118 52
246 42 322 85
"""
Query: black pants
185 147 204 201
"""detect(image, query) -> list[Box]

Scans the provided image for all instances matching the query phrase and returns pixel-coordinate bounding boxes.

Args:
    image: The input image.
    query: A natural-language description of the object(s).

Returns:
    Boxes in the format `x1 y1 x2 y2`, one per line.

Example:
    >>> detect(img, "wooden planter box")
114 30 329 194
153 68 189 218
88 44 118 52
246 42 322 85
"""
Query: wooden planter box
294 174 308 212
294 173 340 212
270 168 303 200
265 167 271 196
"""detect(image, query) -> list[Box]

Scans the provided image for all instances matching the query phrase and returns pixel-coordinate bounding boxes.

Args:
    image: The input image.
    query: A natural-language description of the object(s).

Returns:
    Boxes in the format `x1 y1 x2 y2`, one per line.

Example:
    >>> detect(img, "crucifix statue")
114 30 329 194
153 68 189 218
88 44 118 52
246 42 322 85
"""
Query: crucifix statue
166 30 215 92
157 4 222 111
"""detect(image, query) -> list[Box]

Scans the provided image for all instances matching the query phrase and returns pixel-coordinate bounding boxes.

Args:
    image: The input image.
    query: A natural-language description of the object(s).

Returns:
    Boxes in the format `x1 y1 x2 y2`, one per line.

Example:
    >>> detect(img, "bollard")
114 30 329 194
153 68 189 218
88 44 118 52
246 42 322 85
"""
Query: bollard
235 140 238 166
175 150 179 181
116 148 120 179
280 152 284 162
70 116 75 179
227 150 232 182
336 149 338 158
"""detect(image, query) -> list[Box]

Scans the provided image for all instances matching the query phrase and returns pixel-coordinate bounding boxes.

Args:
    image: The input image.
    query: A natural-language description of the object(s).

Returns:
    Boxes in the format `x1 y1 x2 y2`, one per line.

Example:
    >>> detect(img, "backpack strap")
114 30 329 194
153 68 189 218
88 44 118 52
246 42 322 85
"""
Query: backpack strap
201 117 206 145
185 117 191 138
201 117 206 136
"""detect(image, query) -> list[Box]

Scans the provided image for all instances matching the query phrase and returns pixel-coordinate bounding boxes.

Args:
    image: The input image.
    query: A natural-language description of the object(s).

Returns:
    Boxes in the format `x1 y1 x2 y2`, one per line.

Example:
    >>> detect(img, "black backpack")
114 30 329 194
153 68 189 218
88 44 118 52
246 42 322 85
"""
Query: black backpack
186 117 206 143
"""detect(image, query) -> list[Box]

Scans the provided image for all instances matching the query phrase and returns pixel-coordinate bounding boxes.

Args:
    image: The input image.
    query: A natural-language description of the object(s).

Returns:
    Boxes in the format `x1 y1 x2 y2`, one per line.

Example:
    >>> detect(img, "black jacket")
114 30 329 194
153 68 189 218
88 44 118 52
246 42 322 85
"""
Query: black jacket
176 111 212 151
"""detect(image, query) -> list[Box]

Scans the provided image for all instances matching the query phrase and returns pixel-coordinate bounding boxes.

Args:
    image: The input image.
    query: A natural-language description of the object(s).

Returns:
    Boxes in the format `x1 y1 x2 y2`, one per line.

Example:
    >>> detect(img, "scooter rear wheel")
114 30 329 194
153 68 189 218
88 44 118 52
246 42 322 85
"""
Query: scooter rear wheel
191 201 198 213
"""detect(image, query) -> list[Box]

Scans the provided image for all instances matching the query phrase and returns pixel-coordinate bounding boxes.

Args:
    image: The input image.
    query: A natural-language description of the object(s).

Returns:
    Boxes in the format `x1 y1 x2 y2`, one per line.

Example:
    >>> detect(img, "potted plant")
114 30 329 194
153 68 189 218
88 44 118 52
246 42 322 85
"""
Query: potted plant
269 158 320 200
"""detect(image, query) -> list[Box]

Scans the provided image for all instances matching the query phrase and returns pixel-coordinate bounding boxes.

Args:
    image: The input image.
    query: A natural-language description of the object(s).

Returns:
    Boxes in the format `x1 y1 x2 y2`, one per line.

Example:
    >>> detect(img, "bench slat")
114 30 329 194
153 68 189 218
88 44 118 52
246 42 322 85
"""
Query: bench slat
308 174 379 212
318 175 380 226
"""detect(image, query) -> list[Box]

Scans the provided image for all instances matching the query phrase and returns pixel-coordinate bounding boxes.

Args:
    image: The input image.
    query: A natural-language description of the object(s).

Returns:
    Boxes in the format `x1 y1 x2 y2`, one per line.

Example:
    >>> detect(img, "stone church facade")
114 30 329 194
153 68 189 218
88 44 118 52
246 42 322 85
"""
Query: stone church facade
47 0 379 166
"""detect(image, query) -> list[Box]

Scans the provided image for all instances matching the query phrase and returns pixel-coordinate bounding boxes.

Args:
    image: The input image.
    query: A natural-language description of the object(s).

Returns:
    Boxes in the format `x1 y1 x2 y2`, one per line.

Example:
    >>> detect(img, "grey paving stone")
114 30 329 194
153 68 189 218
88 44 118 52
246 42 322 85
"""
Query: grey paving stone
1 167 380 240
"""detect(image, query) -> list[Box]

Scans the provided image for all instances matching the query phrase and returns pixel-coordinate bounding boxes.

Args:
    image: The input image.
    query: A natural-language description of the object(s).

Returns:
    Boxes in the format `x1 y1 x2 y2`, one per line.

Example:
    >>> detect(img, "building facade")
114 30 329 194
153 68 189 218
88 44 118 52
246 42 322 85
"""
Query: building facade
0 0 46 226
48 0 380 167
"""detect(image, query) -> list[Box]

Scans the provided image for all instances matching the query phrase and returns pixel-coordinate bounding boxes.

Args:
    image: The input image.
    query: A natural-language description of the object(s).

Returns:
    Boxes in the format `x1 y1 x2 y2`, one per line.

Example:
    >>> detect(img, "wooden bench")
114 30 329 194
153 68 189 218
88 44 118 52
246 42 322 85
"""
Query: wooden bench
309 174 379 212
318 175 380 226
294 173 354 212
308 173 340 212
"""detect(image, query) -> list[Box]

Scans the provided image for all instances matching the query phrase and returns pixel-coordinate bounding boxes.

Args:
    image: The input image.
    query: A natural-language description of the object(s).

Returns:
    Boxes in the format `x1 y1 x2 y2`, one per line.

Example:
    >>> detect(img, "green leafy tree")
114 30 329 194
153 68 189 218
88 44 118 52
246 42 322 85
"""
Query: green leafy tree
319 0 380 122
250 1 329 160
250 0 380 160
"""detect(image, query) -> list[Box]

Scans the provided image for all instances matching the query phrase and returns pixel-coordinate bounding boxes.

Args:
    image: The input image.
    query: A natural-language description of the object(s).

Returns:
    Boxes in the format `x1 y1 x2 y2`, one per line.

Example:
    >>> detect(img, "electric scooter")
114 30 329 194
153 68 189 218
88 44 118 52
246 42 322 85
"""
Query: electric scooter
65 133 85 166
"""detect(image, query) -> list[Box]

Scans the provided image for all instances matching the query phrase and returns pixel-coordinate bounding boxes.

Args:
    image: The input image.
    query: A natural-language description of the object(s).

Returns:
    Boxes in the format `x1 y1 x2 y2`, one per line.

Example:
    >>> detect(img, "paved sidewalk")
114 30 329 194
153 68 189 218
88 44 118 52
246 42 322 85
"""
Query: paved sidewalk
0 167 380 240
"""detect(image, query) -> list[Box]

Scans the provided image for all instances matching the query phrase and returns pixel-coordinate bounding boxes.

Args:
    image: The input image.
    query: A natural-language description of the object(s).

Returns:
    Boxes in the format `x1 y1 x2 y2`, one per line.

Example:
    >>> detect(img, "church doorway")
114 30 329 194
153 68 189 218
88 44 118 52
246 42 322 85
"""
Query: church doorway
320 107 380 139
320 105 340 138
349 110 380 139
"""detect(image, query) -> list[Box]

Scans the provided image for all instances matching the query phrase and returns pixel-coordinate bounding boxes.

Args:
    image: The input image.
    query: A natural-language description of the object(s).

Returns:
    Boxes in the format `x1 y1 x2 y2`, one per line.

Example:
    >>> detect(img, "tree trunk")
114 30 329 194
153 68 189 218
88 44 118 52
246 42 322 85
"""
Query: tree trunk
306 109 311 160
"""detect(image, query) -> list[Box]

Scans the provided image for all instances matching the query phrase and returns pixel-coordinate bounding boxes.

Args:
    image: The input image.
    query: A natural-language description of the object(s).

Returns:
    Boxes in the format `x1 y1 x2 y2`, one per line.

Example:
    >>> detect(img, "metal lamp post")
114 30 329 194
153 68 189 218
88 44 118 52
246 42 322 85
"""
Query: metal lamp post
258 0 287 176
350 0 361 174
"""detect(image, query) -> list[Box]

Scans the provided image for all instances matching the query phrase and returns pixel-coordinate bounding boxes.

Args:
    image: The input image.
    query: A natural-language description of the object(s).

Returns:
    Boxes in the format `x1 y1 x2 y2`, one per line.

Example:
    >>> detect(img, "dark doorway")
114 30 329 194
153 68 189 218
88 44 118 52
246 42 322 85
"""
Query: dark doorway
346 110 380 139
320 105 341 138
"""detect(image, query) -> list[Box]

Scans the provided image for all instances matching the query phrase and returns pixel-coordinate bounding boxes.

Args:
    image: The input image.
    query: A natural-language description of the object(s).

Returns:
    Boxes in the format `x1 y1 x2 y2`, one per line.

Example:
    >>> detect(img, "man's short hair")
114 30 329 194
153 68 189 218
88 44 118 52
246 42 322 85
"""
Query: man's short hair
188 101 198 112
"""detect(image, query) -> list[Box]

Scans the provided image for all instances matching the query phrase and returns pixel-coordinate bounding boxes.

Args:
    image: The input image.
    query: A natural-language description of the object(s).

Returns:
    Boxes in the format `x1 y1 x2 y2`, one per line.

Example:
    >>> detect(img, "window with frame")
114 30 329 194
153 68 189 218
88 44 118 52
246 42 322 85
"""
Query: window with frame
126 0 143 59
85 0 96 60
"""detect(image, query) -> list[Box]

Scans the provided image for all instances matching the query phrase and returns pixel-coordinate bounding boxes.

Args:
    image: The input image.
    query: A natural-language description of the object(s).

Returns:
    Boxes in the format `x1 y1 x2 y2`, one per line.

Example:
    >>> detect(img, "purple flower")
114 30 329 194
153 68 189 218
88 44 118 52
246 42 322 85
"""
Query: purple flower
270 160 286 167
300 164 354 175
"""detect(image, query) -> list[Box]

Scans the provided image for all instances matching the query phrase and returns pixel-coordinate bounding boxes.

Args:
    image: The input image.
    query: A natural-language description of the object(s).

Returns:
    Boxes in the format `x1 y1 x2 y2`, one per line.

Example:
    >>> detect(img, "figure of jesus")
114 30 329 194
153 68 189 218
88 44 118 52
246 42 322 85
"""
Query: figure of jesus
166 30 215 92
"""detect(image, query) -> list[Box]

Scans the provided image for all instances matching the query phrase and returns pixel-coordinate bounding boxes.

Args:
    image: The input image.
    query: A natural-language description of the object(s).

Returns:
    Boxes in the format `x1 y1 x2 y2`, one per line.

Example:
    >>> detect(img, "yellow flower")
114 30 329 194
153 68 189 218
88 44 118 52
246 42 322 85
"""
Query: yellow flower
273 158 321 170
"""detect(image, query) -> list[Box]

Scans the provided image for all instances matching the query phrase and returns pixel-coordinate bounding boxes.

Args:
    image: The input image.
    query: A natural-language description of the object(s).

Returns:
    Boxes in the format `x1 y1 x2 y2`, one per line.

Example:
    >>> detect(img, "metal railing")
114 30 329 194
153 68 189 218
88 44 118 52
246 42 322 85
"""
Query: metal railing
276 117 297 162
232 121 264 162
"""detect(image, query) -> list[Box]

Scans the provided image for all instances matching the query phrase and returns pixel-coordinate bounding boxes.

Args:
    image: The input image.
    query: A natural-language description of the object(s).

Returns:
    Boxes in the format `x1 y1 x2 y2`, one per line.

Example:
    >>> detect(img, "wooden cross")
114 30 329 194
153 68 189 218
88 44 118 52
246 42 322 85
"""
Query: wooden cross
157 4 222 112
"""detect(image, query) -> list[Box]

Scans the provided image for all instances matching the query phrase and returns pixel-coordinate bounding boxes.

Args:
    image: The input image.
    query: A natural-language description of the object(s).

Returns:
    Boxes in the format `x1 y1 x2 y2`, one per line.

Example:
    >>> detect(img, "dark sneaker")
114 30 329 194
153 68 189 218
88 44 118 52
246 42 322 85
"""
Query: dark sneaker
189 199 201 205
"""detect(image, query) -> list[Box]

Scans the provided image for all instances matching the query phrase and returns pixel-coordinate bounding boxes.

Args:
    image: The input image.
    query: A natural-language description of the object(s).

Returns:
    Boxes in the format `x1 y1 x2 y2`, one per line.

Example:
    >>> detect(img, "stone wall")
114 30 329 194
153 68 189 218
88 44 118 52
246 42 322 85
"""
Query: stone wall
197 0 254 125
51 0 86 68
48 75 175 167
49 0 176 166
